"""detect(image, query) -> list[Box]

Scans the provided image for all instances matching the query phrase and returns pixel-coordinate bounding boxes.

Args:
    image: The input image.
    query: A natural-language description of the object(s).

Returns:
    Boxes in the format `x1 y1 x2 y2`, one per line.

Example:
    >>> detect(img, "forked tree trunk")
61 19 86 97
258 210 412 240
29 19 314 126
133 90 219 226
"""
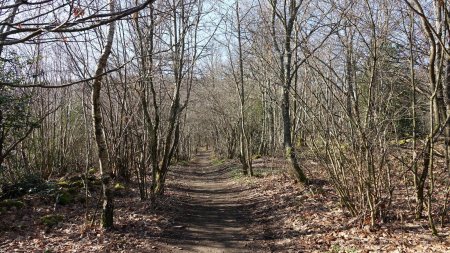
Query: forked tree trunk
270 0 308 184
150 0 189 200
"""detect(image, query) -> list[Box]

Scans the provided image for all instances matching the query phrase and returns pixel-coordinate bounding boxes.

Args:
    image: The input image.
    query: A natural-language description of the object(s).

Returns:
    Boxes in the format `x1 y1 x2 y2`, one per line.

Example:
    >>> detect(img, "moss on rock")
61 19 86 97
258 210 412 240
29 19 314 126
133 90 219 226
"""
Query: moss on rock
56 192 74 205
40 214 64 227
0 199 25 209
114 183 125 191
56 180 70 188
88 168 98 174
70 180 84 188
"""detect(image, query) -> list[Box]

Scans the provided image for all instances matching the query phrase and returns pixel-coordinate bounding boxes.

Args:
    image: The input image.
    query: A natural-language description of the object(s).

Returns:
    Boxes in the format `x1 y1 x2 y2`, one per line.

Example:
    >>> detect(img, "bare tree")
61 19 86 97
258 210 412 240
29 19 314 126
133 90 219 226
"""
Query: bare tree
267 0 308 183
91 0 116 229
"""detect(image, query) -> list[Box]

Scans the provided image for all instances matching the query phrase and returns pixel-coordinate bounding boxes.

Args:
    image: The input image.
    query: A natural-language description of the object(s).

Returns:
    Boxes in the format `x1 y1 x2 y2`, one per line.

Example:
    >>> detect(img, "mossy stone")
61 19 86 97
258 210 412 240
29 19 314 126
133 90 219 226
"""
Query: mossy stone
57 192 74 205
90 177 102 186
70 180 84 188
40 214 64 227
0 199 25 209
88 168 98 174
114 183 125 191
57 180 70 188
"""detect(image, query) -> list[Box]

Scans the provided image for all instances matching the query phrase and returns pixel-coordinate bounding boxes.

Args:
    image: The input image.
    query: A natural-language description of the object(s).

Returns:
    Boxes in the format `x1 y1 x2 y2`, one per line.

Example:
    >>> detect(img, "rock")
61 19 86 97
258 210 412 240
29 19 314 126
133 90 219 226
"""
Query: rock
40 214 64 227
70 180 84 189
56 191 74 205
114 183 127 197
114 183 126 191
0 199 25 209
88 168 98 175
57 180 70 188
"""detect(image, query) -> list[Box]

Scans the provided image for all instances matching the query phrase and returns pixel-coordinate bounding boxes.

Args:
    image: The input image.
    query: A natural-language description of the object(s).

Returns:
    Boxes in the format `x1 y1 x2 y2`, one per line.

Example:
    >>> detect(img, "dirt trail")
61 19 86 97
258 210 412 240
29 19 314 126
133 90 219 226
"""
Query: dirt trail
159 151 264 253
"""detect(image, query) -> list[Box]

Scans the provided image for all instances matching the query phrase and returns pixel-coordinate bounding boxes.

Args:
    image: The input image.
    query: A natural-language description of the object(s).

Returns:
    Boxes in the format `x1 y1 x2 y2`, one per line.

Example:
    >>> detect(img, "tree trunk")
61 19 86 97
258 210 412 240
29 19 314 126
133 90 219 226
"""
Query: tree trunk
233 0 252 176
282 87 308 183
91 0 116 229
279 1 308 184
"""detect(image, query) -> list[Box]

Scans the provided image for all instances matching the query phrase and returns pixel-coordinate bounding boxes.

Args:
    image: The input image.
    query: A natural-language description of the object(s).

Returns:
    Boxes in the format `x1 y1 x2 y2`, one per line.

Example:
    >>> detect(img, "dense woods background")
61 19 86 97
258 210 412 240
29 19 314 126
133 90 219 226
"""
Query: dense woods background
1 0 450 245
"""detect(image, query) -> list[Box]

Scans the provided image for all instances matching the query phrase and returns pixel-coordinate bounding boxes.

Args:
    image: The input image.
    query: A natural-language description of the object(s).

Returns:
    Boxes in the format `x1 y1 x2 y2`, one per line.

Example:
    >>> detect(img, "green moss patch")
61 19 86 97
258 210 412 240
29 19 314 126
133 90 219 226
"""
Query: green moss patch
88 177 102 186
0 199 25 209
178 160 190 166
114 183 125 191
56 180 70 188
88 168 98 174
70 180 84 188
212 158 225 166
1 174 45 199
252 154 262 160
56 192 74 205
40 214 64 227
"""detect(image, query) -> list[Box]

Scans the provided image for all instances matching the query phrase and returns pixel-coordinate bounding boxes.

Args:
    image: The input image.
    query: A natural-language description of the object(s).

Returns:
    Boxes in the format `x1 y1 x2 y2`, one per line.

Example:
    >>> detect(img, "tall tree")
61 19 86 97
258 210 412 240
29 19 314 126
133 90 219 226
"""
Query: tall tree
228 0 253 176
269 0 308 183
91 0 116 229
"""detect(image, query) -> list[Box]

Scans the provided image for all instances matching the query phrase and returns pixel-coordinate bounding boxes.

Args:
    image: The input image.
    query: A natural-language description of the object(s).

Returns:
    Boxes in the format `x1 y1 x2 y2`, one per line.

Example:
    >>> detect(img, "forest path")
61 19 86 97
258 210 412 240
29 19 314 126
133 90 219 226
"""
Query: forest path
159 150 263 252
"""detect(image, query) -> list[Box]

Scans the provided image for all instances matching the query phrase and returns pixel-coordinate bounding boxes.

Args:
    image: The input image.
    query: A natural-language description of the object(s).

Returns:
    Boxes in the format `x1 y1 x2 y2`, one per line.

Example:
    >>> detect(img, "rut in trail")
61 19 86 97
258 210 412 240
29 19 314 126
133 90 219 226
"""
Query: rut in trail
160 151 266 253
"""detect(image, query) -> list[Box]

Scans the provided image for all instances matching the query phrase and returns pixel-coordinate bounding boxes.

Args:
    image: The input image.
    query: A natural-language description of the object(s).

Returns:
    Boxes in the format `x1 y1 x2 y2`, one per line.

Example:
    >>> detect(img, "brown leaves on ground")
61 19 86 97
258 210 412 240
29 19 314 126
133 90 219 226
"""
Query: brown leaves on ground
1 156 449 252
245 157 450 252
0 186 173 252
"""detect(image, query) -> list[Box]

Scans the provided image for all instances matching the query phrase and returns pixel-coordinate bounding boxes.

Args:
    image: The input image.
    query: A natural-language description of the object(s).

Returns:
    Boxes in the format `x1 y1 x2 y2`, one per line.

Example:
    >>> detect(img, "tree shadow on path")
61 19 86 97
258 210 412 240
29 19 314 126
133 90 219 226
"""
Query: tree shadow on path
159 151 267 253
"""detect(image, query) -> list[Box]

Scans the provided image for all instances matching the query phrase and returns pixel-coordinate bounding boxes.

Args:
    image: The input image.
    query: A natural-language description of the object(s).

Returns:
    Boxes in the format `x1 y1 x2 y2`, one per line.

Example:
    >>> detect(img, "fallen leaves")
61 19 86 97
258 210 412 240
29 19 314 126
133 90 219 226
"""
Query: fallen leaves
244 158 450 252
1 157 450 252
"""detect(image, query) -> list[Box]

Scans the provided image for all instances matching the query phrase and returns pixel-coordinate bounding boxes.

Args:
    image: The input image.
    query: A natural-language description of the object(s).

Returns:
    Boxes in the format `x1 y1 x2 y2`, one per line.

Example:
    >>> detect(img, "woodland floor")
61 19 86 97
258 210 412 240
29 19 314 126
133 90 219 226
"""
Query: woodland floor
1 150 450 252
